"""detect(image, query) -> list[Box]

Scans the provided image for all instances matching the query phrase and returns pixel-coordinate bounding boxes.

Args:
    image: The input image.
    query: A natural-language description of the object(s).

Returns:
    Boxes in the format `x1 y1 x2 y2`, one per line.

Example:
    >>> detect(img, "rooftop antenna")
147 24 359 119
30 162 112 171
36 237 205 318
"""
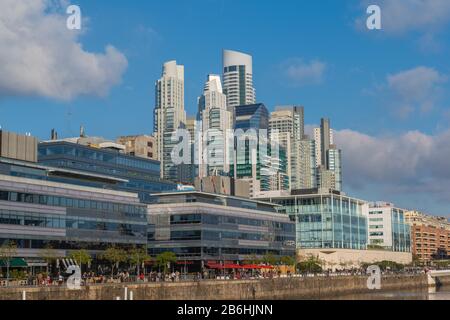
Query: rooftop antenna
66 105 74 137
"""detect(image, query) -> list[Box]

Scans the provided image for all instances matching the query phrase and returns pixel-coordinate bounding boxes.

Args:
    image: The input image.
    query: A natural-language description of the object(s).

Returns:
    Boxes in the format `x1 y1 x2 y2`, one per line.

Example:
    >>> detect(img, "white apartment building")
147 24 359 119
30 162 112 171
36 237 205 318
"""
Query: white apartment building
197 75 232 177
153 60 187 181
222 49 256 116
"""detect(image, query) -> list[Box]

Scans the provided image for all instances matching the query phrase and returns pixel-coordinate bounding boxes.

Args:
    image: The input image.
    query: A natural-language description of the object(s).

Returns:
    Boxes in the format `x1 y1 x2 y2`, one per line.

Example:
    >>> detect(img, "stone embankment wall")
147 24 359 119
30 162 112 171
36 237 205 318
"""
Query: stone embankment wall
0 274 430 300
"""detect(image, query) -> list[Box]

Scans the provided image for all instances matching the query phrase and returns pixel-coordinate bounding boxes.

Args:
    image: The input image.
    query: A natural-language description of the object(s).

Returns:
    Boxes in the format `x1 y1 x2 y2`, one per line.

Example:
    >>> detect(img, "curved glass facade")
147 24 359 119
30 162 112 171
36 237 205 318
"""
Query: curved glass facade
38 142 176 194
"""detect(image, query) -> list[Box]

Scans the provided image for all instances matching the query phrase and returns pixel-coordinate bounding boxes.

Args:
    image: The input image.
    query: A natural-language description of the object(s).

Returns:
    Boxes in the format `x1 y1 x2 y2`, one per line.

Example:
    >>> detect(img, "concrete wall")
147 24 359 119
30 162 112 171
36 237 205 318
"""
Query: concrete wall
0 131 37 163
0 275 428 300
298 248 413 270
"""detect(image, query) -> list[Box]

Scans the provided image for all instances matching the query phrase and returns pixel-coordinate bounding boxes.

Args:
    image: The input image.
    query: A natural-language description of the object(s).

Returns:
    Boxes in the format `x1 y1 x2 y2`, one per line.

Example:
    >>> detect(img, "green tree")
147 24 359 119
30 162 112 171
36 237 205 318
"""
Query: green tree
129 246 150 276
101 246 127 277
38 244 61 275
297 255 323 274
243 254 261 265
68 249 92 272
361 260 405 272
155 252 177 274
262 253 279 266
280 255 296 267
0 241 17 286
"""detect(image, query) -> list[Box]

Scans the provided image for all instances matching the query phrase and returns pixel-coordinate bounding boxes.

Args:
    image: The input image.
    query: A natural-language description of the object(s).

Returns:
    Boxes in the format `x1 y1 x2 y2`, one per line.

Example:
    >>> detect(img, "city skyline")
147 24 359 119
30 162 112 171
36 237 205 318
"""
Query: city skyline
1 0 450 214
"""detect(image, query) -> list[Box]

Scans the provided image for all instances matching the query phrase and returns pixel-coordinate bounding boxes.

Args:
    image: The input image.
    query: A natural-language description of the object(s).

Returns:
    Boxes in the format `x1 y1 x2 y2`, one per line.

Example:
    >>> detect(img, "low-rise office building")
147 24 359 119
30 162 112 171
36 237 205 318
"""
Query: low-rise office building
367 202 411 253
38 140 176 198
146 191 296 272
0 157 148 265
259 190 412 269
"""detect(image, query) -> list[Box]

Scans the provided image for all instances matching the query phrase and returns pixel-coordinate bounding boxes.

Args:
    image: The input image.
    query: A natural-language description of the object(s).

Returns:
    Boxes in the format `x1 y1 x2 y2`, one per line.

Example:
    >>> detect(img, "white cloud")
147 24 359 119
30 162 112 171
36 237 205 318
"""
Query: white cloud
0 0 128 101
373 67 447 118
334 128 450 205
357 0 450 35
283 59 326 86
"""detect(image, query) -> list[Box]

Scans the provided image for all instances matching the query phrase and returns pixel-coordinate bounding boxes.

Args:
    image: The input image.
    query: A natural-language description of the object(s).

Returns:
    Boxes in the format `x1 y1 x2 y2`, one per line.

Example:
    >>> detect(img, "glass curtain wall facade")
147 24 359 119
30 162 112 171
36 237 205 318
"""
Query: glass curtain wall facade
0 161 148 260
147 192 295 271
38 142 176 197
263 193 368 250
392 208 411 252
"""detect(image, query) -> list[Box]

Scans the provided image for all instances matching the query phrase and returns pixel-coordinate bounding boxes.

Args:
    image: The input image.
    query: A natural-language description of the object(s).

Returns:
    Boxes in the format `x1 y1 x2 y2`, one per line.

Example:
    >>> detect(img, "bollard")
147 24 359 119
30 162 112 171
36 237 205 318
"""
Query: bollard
22 291 26 300
130 291 133 300
116 296 120 300
124 287 128 300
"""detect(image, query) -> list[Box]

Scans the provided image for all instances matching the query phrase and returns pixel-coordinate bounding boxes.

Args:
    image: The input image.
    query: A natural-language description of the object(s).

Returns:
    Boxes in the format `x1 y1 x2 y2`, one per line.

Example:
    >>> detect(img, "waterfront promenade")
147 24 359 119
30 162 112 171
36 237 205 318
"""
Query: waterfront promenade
0 273 436 300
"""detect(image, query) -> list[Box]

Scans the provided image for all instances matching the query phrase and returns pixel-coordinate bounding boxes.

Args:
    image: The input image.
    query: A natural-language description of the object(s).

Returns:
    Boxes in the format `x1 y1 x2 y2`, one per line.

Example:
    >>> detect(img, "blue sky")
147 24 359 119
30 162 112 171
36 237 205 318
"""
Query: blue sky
1 0 450 214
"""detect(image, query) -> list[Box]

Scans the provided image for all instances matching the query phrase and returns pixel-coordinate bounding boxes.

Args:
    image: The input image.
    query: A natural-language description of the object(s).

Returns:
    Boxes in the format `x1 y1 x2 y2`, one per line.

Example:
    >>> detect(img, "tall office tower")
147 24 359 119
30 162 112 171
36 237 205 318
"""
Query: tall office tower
326 147 342 191
234 103 269 131
153 60 187 181
297 138 317 189
314 118 341 191
233 103 288 196
198 75 232 177
320 118 331 167
314 123 334 167
223 50 256 119
269 106 305 189
178 117 197 184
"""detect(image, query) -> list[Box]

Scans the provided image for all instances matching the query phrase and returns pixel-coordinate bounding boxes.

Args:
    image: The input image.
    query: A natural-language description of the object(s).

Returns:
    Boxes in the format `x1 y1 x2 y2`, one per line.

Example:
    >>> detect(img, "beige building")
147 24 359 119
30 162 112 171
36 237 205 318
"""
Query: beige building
298 248 413 271
405 211 450 263
116 135 157 160
194 176 251 199
0 130 37 162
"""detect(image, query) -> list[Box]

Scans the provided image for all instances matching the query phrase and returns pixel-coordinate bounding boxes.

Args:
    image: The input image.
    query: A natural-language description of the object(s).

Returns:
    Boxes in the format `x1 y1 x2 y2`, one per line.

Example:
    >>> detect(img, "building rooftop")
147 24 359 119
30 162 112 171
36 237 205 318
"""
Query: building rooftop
0 156 128 184
148 190 281 213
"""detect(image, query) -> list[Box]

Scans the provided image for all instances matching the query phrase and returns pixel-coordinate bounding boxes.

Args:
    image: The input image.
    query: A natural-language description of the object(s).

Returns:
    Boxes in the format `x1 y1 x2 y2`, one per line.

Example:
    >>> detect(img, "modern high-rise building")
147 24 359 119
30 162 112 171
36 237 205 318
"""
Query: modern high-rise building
314 126 334 168
222 50 256 119
269 106 305 190
178 117 197 185
232 103 268 197
320 118 331 167
153 60 187 181
314 119 341 192
232 104 288 197
327 147 342 191
234 103 269 131
296 138 317 190
197 75 232 177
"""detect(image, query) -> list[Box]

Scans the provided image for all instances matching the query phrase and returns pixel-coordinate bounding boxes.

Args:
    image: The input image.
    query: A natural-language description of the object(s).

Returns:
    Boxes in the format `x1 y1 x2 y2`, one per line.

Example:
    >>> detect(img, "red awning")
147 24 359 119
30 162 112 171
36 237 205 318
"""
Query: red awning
206 263 275 270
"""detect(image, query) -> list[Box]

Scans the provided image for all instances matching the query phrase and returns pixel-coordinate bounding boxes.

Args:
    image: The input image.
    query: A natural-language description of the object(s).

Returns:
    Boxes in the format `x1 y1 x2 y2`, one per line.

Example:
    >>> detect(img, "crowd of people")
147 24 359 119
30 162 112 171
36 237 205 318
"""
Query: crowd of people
0 266 431 287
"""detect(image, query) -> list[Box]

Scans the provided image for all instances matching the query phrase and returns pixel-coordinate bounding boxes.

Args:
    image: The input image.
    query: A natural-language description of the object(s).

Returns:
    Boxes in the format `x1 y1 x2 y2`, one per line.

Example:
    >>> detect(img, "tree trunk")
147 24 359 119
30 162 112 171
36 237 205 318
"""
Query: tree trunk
6 261 10 286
